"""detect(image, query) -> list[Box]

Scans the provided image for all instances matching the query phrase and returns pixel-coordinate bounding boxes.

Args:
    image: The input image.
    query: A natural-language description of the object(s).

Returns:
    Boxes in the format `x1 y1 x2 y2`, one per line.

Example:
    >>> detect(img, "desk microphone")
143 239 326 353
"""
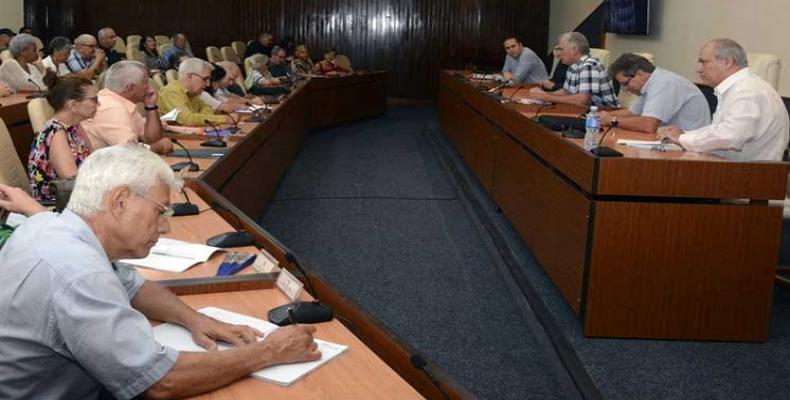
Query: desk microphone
410 354 450 400
267 252 333 326
26 79 47 99
590 120 623 157
244 102 267 122
171 188 199 216
487 79 512 93
201 120 227 148
222 112 241 134
168 138 200 171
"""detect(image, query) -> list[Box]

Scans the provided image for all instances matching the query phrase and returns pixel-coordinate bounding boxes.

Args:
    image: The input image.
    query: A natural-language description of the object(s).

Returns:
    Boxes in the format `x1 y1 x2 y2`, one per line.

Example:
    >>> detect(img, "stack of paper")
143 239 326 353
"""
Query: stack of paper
121 238 222 272
153 307 348 386
160 108 180 122
234 104 268 114
617 139 683 152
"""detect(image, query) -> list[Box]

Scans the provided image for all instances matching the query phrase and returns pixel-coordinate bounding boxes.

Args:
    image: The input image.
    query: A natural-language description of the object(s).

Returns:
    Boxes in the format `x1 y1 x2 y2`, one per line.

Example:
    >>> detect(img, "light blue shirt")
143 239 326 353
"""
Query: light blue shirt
502 47 549 84
0 209 178 400
629 67 711 130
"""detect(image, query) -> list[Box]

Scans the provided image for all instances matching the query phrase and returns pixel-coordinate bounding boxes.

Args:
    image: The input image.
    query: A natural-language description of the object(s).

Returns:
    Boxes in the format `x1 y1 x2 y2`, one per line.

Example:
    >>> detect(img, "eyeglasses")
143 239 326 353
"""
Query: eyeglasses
138 195 175 218
189 73 211 82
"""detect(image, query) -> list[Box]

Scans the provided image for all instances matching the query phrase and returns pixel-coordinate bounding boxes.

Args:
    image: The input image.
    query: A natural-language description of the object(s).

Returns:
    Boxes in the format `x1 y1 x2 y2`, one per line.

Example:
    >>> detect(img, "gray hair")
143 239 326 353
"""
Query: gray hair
178 57 211 80
48 36 72 55
250 55 269 70
708 38 749 68
68 144 182 216
97 27 115 41
74 34 96 46
104 60 147 93
9 33 37 57
559 32 590 55
216 60 239 74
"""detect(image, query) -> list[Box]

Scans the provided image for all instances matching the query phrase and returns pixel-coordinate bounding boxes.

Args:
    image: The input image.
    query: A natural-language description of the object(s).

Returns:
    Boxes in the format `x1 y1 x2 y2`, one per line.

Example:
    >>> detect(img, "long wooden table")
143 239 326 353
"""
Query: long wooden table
438 70 788 341
143 73 473 399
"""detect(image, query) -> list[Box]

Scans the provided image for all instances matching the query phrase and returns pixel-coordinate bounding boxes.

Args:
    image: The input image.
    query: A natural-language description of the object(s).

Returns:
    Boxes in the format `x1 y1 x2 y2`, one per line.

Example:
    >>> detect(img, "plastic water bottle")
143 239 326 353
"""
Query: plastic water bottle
584 106 601 150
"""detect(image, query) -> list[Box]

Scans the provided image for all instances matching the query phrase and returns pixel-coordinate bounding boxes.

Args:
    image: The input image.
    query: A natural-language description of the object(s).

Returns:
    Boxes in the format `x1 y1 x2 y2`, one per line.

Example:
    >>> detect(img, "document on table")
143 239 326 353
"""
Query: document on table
120 238 222 272
160 108 180 122
153 307 348 386
617 139 684 152
234 104 268 113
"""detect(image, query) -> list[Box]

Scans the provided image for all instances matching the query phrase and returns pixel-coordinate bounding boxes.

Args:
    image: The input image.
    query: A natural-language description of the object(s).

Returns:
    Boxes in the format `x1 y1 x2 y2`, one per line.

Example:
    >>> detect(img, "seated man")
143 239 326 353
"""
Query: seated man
81 60 173 154
501 36 549 84
245 32 275 58
0 28 14 51
65 33 106 79
599 53 710 133
528 32 619 108
157 57 233 126
199 62 240 114
0 145 320 399
96 27 123 66
268 46 290 78
660 39 789 161
216 60 256 100
162 33 194 63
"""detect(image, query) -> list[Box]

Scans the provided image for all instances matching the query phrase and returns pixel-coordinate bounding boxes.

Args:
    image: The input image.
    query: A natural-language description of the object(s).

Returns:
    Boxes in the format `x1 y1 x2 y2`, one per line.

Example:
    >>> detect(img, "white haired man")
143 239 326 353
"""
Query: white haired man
65 33 107 78
528 32 619 108
659 39 789 161
97 27 123 66
158 58 232 126
81 60 172 154
0 145 321 399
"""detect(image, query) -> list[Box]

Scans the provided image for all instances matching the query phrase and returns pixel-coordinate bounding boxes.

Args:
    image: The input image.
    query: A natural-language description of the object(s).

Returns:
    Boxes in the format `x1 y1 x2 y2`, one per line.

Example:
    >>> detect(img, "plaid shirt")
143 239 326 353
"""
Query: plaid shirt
65 49 92 74
563 55 620 108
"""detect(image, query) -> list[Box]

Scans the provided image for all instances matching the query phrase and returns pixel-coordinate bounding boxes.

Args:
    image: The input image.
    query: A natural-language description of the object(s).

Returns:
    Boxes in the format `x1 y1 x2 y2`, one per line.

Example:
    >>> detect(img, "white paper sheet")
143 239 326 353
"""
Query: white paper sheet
153 307 348 386
120 238 222 272
617 139 684 152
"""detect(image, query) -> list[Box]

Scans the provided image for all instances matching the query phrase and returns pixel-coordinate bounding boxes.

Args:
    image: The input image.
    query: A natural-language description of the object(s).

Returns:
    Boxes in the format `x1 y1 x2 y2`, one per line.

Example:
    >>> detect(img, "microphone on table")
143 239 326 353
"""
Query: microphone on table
266 252 333 326
590 119 624 157
168 138 200 172
487 79 513 93
222 111 241 134
26 79 47 99
171 183 199 216
244 101 267 123
201 119 227 148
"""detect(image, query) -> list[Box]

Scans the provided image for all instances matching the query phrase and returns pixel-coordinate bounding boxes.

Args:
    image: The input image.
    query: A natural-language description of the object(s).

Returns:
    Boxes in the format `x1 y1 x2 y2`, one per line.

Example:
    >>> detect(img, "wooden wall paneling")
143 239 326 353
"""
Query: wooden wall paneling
584 201 782 341
25 0 549 98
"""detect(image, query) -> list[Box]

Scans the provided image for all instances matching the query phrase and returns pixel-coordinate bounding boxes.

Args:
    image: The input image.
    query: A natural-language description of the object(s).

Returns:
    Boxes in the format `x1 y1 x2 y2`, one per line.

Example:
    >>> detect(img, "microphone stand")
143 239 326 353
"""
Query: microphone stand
589 121 623 157
201 120 227 148
26 78 47 99
169 138 200 171
171 186 199 216
222 112 241 134
244 101 268 123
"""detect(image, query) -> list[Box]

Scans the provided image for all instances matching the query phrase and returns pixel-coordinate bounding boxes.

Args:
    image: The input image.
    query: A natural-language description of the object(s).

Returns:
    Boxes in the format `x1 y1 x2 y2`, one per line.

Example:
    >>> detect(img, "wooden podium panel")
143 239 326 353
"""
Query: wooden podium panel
0 93 34 165
584 201 782 341
172 290 423 400
438 70 787 341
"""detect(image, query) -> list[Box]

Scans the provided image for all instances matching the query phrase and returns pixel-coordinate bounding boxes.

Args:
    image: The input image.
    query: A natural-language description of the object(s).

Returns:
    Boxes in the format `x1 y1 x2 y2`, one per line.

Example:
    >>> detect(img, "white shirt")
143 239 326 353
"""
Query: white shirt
0 58 47 91
199 90 223 111
681 68 789 161
42 55 71 76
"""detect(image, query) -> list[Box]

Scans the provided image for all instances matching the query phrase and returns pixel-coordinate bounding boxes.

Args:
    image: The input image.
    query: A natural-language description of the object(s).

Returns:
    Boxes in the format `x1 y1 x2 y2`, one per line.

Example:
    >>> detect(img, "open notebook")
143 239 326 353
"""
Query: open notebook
152 307 348 387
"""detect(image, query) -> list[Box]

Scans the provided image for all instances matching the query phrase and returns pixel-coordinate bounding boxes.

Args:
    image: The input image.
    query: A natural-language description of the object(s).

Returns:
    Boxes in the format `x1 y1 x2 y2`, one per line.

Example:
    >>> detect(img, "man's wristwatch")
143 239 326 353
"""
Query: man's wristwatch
144 105 158 111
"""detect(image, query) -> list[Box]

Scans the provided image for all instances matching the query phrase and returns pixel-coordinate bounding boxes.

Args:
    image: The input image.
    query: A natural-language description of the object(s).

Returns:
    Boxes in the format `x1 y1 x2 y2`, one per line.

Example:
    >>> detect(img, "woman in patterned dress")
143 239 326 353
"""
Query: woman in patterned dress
28 74 97 202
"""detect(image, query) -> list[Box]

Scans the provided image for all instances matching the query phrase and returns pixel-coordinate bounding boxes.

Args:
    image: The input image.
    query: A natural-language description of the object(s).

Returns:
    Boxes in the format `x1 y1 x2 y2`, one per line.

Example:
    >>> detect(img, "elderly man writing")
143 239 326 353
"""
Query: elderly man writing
81 60 173 154
659 39 789 161
158 58 233 126
0 145 321 399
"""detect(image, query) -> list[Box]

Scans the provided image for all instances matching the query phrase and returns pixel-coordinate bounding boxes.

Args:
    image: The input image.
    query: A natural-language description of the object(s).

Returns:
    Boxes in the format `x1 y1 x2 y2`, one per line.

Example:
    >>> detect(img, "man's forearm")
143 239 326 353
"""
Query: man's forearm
142 109 164 144
546 93 590 107
131 281 203 328
615 115 661 134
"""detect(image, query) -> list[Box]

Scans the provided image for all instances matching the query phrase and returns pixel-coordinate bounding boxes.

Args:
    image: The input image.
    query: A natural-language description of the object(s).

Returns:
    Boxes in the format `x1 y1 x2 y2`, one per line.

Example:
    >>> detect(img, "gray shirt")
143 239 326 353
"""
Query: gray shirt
0 209 178 400
502 47 549 84
629 67 711 130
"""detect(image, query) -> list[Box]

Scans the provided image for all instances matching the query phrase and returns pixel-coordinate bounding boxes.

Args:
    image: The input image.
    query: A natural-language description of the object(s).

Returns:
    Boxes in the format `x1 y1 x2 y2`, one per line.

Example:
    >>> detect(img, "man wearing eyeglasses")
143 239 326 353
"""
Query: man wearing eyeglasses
157 57 233 126
501 37 549 84
65 33 107 79
0 145 321 399
597 53 710 133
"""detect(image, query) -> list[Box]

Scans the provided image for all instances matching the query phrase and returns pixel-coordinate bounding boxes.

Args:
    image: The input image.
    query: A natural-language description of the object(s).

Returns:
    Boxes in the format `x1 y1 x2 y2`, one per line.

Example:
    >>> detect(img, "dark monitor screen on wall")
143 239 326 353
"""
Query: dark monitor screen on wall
605 0 650 35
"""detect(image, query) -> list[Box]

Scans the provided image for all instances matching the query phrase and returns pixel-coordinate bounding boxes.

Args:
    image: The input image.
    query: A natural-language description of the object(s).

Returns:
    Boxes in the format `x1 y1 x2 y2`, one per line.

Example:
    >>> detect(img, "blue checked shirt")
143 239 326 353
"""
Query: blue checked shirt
563 55 620 108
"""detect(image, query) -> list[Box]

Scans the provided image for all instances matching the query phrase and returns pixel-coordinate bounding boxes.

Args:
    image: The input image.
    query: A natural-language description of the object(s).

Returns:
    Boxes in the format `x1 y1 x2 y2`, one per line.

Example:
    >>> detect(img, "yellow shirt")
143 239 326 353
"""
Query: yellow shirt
157 79 226 126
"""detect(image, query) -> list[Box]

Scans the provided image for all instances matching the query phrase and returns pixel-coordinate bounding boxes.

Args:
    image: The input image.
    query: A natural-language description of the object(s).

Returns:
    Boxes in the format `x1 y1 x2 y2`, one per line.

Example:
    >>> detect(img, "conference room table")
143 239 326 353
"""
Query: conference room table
1 73 475 399
438 70 788 342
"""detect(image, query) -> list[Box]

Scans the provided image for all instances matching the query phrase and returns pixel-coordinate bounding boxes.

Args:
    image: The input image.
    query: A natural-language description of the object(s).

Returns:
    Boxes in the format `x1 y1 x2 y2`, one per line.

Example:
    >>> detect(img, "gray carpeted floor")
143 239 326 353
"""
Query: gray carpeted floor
260 105 790 399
